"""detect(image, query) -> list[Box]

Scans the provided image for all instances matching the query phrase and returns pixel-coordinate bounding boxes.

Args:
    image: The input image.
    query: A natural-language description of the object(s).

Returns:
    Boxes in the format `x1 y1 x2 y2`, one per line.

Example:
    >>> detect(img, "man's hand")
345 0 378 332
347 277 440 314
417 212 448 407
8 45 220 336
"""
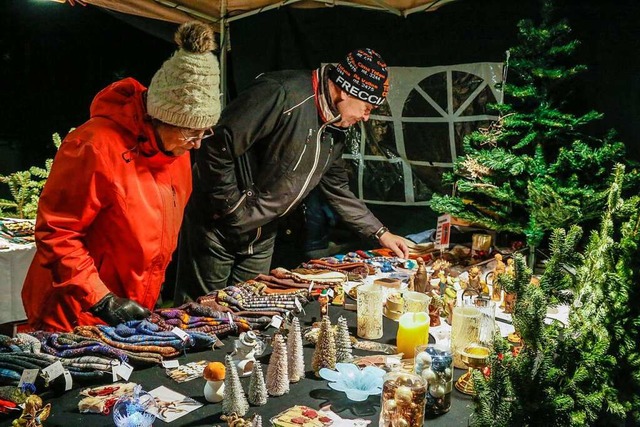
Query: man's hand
90 293 151 326
378 231 410 259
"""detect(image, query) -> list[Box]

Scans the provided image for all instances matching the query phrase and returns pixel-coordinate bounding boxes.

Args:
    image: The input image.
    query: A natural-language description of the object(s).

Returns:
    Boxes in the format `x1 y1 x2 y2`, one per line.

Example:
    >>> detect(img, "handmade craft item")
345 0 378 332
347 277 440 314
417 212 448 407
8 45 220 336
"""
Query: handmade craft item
414 344 454 415
379 372 427 427
230 331 266 377
396 312 429 358
335 316 353 363
203 362 225 403
312 316 336 376
222 354 249 416
112 385 156 427
78 382 138 414
356 284 383 339
248 360 268 406
413 257 429 293
287 317 305 382
270 405 333 427
266 334 289 396
11 395 50 427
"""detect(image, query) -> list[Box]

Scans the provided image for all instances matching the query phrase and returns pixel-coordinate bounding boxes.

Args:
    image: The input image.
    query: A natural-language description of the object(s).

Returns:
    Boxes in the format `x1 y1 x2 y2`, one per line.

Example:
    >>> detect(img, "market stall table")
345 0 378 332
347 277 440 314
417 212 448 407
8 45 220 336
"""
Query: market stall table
28 302 476 426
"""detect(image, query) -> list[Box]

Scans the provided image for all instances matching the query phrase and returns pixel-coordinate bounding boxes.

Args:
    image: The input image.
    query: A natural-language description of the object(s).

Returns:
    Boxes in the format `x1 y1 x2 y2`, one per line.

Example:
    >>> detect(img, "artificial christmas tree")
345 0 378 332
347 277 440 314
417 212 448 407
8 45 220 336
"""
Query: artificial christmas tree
472 164 640 427
287 317 305 383
335 316 353 363
222 354 250 417
248 360 268 406
266 334 289 396
430 0 626 259
312 316 336 376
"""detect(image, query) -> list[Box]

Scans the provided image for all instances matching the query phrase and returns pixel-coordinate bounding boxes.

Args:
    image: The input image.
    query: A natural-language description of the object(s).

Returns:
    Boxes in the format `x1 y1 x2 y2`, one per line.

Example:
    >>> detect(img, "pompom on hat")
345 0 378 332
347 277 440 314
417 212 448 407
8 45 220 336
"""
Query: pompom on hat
147 21 221 129
328 48 389 106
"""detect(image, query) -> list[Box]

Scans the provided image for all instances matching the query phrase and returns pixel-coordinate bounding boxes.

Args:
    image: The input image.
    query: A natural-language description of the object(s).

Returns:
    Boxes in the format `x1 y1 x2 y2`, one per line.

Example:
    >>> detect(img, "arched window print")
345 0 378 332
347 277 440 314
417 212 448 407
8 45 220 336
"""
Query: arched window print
344 63 503 205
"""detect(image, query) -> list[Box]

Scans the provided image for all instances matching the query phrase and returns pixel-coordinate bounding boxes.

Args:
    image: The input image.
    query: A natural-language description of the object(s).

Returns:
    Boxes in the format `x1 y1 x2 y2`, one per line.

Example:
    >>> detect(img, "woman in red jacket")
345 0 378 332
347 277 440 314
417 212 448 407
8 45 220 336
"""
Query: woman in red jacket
21 21 220 332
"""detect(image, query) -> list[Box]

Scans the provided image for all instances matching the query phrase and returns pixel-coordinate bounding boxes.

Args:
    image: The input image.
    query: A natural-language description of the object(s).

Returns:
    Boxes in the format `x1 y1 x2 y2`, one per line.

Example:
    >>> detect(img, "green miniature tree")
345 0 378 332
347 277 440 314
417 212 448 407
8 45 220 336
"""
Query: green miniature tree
472 164 639 427
0 133 62 218
430 0 626 254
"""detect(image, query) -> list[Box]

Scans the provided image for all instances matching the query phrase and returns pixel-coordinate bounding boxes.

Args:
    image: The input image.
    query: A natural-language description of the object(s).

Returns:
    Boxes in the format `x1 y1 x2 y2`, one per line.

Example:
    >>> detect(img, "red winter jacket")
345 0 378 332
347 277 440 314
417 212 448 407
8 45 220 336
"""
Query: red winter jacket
22 78 192 332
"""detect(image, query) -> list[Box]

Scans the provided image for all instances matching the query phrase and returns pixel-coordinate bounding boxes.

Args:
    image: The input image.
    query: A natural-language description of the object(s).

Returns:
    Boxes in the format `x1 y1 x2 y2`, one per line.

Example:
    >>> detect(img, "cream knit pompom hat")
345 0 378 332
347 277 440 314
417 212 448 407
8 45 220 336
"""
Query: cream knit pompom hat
147 21 221 129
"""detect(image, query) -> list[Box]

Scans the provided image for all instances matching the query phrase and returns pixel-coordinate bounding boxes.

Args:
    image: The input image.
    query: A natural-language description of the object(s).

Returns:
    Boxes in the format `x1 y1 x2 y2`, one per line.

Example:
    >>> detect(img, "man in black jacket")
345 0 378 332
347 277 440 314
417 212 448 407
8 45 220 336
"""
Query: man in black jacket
175 48 409 303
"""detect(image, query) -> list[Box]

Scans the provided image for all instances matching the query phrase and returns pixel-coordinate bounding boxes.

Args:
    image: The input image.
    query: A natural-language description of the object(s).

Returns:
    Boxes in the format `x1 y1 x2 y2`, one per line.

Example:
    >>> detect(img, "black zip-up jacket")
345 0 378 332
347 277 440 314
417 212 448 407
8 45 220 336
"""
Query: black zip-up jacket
190 69 384 249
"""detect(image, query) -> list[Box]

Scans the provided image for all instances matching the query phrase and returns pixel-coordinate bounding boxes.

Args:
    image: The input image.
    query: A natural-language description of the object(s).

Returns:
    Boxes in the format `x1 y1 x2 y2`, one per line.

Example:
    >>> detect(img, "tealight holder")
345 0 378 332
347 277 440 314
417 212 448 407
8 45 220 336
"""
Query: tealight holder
454 343 490 395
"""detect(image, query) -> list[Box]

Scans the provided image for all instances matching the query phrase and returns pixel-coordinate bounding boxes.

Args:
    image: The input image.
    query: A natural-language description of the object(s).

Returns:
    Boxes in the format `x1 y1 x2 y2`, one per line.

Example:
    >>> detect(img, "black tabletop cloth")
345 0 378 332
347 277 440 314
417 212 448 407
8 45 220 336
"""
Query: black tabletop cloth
5 302 474 426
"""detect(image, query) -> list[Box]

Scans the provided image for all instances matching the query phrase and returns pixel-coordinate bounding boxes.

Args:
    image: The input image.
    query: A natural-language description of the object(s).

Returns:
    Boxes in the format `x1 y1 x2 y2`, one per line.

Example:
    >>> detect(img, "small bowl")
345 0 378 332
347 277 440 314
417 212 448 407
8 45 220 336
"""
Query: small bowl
319 363 385 401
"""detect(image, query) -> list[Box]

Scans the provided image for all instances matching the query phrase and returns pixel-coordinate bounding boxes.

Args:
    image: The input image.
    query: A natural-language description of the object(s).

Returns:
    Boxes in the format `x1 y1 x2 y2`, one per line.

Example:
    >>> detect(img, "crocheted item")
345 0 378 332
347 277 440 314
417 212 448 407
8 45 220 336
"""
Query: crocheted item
78 382 138 415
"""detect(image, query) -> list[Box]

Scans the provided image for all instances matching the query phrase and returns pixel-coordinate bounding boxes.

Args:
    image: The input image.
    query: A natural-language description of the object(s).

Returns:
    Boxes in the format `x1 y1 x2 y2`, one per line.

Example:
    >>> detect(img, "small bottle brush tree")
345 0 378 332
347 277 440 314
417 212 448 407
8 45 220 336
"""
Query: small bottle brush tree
472 164 640 427
312 316 336 376
335 316 353 363
222 354 249 417
287 317 305 383
266 334 289 396
430 0 627 261
248 360 268 406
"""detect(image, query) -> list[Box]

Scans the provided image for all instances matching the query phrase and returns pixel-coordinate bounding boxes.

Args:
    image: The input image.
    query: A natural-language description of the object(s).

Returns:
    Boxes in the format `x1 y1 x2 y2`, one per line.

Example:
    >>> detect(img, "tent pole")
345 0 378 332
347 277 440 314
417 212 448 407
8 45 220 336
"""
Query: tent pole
220 0 228 108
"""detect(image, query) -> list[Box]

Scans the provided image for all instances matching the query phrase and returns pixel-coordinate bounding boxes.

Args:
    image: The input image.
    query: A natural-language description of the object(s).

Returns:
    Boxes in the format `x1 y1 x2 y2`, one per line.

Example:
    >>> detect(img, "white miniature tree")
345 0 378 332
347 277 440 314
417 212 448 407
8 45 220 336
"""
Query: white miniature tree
266 334 289 396
335 315 353 363
222 354 249 416
287 316 305 382
248 360 268 406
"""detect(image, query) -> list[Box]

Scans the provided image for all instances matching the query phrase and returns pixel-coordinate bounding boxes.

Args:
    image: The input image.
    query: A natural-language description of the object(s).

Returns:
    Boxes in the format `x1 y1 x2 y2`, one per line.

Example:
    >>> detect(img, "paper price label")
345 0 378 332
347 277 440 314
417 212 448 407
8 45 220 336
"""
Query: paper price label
308 281 315 294
115 362 134 381
162 360 180 369
19 369 39 387
171 327 190 342
227 313 235 326
112 361 120 382
269 315 283 329
42 361 64 381
63 370 73 391
294 297 302 312
327 288 335 298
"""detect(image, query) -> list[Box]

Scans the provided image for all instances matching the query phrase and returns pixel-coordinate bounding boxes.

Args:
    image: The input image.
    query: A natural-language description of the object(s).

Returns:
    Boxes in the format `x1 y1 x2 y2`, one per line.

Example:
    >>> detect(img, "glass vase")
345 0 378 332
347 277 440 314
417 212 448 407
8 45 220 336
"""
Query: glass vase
379 372 427 427
414 343 454 415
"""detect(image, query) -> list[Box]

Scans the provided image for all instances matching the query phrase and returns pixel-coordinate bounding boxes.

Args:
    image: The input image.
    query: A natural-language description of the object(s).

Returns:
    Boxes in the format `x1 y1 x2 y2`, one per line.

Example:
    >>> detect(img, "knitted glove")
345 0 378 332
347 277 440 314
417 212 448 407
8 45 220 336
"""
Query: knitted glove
90 293 151 326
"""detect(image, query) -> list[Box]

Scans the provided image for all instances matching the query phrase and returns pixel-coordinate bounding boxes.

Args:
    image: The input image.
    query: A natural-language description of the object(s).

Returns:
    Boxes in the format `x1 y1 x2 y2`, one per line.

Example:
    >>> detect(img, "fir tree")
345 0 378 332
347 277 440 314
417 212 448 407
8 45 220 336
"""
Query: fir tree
266 334 289 396
286 317 305 383
0 132 62 219
312 316 336 376
335 316 353 363
248 360 268 406
472 164 639 427
222 354 249 417
430 0 626 252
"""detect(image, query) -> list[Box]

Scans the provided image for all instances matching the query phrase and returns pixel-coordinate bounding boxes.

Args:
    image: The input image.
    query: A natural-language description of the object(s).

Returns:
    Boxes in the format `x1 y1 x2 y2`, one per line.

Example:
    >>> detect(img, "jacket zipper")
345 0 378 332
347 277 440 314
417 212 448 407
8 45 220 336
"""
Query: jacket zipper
225 193 247 217
280 121 335 218
292 133 310 172
321 138 334 172
248 226 262 255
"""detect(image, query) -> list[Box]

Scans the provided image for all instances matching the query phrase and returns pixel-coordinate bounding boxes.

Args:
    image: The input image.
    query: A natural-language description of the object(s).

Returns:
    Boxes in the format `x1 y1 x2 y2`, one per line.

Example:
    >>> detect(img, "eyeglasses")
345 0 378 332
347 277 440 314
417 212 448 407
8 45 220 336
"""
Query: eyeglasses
179 128 214 143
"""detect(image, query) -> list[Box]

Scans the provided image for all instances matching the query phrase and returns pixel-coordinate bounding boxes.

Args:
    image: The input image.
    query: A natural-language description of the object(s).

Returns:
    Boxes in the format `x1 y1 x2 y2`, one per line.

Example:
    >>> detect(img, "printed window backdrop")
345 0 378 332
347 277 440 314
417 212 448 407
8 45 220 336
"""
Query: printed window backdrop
344 63 503 205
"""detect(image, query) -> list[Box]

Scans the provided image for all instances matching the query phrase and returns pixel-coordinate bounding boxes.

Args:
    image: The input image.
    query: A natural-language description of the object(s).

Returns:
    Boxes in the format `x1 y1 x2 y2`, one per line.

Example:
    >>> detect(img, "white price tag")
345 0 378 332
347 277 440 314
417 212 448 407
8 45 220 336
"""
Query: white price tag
308 281 315 294
327 288 335 298
294 297 302 312
115 362 134 381
112 361 120 382
269 315 283 329
171 327 190 342
19 369 39 387
42 361 64 381
63 370 73 391
227 312 235 326
162 359 180 369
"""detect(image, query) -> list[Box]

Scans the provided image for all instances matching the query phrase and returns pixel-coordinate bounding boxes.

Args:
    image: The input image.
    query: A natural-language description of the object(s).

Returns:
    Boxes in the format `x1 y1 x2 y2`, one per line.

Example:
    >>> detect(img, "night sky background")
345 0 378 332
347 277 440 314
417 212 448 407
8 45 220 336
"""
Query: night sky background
1 0 639 182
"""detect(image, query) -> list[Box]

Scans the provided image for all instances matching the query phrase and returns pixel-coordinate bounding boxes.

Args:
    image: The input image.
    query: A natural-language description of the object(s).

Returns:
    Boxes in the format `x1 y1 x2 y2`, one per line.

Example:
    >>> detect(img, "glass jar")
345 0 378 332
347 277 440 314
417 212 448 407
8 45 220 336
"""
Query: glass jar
414 343 454 415
451 298 496 369
357 283 383 339
379 372 427 427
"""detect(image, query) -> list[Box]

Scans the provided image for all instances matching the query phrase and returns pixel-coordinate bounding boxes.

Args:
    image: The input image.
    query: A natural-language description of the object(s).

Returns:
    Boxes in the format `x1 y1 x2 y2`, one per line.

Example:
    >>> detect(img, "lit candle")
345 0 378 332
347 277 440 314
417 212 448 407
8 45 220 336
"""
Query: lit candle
396 312 430 358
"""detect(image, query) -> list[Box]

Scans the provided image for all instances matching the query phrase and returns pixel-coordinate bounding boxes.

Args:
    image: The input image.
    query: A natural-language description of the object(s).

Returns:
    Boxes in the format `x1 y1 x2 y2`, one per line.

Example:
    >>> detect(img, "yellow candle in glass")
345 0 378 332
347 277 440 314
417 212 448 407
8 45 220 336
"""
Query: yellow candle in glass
396 311 430 358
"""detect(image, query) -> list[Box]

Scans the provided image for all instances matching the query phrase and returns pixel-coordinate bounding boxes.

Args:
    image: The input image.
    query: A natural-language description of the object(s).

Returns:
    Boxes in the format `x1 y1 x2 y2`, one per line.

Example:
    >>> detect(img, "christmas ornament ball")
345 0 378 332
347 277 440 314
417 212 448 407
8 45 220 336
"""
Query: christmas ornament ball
394 385 413 405
421 368 437 383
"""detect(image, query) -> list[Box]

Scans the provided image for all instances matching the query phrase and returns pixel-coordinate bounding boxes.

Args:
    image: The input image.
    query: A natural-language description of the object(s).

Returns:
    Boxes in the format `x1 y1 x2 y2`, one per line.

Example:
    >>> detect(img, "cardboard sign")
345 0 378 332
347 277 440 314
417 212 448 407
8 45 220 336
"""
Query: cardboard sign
435 214 451 250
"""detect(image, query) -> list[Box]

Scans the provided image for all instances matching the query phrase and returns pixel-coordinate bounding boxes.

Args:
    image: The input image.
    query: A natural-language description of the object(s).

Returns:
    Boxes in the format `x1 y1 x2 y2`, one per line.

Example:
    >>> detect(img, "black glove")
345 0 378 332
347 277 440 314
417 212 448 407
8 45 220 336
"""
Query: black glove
90 293 151 326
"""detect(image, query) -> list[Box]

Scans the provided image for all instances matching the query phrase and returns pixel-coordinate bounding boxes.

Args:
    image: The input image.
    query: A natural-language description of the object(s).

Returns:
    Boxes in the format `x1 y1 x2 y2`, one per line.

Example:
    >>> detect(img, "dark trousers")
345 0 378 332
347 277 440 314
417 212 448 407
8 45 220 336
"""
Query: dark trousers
174 207 276 305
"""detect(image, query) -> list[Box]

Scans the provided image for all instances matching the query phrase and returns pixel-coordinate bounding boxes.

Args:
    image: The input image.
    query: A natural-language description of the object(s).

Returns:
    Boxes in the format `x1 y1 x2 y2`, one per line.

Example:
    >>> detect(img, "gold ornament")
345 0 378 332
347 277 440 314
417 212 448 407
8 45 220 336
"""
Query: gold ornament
394 386 413 406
